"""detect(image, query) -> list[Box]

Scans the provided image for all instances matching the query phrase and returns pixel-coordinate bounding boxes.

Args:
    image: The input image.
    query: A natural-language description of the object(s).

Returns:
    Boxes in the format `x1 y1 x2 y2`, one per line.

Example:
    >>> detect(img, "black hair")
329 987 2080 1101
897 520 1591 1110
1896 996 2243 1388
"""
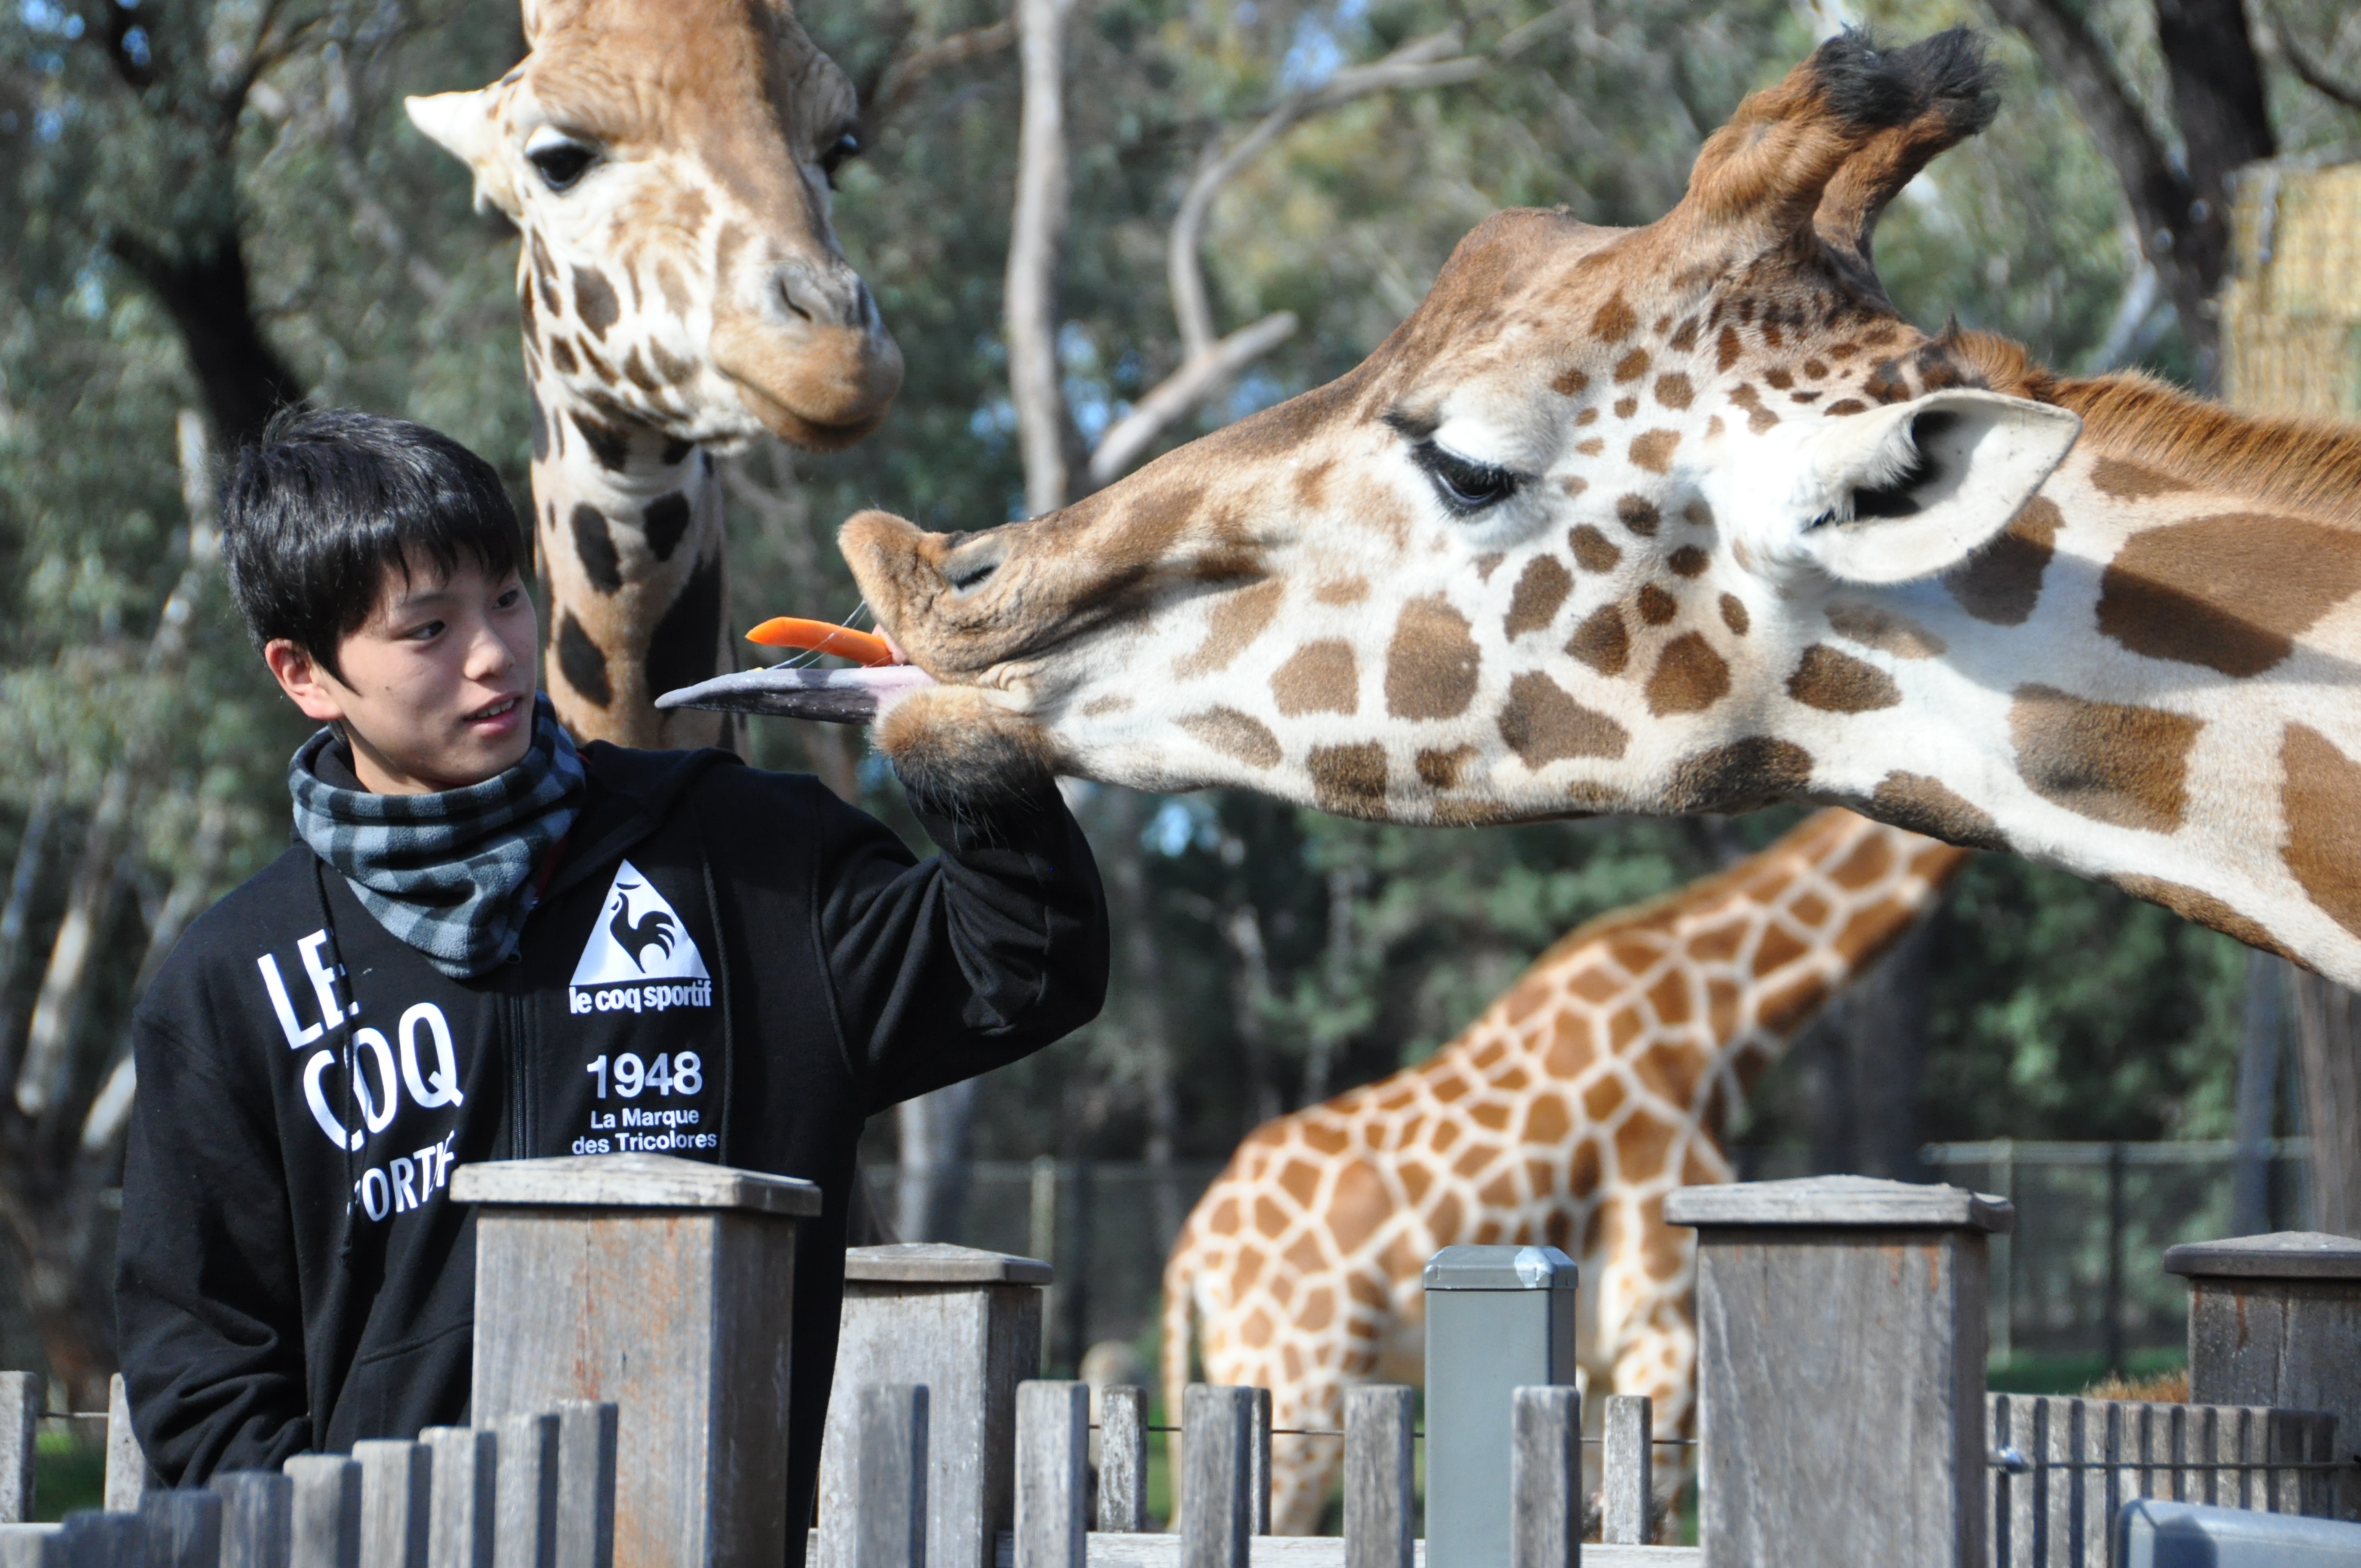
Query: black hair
1815 26 1999 140
221 407 526 683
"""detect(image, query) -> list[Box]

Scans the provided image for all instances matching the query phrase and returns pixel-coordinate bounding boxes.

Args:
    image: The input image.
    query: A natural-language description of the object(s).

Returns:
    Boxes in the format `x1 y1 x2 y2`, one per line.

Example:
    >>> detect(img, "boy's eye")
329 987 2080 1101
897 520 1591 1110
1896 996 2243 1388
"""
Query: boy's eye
407 620 446 642
496 588 523 609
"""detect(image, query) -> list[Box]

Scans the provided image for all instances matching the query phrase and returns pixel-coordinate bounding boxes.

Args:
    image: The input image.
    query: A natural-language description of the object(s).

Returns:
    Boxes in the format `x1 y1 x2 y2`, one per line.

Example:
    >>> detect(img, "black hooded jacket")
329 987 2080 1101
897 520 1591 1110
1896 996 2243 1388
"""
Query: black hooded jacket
116 742 1107 1545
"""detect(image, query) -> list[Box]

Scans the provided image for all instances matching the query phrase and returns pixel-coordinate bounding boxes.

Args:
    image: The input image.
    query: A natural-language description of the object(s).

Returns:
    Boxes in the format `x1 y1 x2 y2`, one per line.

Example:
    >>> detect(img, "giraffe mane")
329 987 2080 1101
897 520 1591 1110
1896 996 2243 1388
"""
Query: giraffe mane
1950 330 2361 526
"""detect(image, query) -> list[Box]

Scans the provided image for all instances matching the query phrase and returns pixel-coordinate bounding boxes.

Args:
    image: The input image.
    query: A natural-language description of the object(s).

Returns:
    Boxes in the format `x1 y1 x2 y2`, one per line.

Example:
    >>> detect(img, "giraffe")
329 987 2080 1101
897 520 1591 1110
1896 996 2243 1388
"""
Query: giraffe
1161 808 1965 1533
406 0 903 747
667 26 2361 984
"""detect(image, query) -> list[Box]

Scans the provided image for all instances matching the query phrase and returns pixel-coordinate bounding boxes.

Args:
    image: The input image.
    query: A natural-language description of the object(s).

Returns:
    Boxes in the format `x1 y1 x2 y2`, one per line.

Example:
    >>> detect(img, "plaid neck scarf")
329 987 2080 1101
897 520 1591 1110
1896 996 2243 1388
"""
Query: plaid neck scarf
290 695 587 979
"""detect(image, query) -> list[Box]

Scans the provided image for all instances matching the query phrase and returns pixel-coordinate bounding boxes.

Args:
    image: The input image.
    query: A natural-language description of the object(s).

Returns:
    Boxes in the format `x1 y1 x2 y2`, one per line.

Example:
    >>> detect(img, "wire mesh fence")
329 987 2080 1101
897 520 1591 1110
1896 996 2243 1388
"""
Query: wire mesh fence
869 1140 2321 1375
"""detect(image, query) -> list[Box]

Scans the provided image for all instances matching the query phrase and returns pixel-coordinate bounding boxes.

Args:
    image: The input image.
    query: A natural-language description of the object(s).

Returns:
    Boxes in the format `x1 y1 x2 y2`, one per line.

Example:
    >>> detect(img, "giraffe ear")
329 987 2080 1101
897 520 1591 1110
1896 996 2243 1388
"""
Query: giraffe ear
405 89 522 219
1781 390 2081 584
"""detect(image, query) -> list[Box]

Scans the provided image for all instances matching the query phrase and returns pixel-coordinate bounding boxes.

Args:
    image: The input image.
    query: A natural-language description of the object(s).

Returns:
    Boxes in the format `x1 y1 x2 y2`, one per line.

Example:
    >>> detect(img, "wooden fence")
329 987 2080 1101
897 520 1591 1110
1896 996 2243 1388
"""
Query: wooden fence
0 1391 617 1567
5 1163 2357 1568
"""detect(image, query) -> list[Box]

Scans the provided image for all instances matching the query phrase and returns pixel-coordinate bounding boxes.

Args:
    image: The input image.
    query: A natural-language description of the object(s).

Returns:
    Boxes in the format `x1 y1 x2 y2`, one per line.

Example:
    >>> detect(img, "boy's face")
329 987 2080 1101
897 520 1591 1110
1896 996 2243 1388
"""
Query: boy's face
266 554 541 794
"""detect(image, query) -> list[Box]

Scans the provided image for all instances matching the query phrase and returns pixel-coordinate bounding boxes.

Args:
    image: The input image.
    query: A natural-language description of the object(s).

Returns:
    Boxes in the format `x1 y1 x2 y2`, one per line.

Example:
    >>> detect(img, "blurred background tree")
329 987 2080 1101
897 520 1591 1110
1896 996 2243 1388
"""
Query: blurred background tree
1 0 2356 1403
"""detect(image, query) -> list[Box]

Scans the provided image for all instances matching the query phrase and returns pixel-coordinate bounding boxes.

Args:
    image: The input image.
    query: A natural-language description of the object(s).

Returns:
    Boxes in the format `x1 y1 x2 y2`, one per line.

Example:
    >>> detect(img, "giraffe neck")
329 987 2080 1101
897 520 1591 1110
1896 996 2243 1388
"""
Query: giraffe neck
529 364 734 749
1483 813 1968 1130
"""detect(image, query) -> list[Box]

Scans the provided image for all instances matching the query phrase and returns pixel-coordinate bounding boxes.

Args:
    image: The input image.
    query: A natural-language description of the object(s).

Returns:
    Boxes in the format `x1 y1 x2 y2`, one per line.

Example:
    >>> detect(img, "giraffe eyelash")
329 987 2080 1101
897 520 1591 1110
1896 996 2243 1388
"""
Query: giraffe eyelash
1407 440 1523 515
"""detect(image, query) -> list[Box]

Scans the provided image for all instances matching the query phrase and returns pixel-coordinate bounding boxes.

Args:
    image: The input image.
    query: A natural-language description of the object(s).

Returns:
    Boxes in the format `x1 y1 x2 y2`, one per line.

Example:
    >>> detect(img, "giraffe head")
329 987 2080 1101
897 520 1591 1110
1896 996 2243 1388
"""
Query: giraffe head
708 29 2085 817
406 0 902 451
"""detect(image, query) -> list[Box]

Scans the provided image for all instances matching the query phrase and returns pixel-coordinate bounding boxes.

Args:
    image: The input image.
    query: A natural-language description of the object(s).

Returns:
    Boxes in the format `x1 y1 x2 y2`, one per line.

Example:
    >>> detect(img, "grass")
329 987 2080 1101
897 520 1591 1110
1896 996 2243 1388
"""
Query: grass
32 1429 105 1522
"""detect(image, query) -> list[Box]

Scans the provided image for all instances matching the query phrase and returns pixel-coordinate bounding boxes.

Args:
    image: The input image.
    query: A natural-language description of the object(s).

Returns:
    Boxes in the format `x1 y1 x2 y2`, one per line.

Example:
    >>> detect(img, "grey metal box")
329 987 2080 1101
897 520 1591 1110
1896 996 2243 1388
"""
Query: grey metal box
2117 1499 2361 1567
1423 1245 1578 1568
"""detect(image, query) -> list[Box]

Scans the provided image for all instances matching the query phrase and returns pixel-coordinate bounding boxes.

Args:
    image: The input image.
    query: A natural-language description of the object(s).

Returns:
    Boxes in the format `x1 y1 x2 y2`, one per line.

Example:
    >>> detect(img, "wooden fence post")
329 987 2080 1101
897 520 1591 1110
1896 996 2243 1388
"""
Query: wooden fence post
817 1244 1051 1568
1095 1386 1147 1533
1667 1175 2009 1568
105 1375 151 1512
0 1373 32 1525
1012 1382 1086 1568
850 1387 929 1568
1423 1245 1579 1568
1247 1387 1272 1537
554 1402 617 1568
1510 1386 1581 1568
283 1454 360 1568
0 1524 62 1568
142 1489 224 1568
419 1428 496 1568
492 1412 559 1568
58 1511 146 1567
213 1470 294 1568
1181 1385 1252 1568
354 1440 431 1568
451 1153 816 1568
2166 1232 2361 1520
1600 1395 1652 1547
1344 1385 1414 1568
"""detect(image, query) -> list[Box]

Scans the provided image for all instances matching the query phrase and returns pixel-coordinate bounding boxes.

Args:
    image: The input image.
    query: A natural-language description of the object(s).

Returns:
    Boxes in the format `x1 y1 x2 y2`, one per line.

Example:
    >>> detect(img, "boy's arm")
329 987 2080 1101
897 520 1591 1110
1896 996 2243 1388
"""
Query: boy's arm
115 1007 316 1485
805 772 1110 1108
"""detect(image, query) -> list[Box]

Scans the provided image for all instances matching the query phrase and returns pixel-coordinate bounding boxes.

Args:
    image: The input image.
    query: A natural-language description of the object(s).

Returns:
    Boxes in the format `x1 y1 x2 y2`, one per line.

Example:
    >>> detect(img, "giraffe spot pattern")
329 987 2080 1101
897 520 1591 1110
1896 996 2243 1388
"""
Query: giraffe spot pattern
1504 555 1573 639
643 493 694 563
1181 707 1283 768
2113 873 2290 959
549 338 581 376
2096 513 2361 678
1646 634 1729 715
1308 742 1388 816
1498 672 1629 766
659 437 694 466
1667 545 1708 578
573 412 632 472
571 504 623 593
1384 597 1482 720
1614 397 1639 420
1567 604 1630 675
1719 594 1749 635
1178 580 1286 678
645 552 725 704
1945 496 2059 626
2280 724 2361 938
1416 745 1476 790
1663 736 1814 813
1568 526 1622 575
1655 374 1694 410
1271 640 1360 716
1592 294 1636 341
1785 644 1900 712
556 613 613 708
528 388 550 462
1617 496 1660 537
1614 349 1650 382
2008 684 2199 832
1825 601 1945 658
1636 585 1677 625
1629 431 1680 473
571 266 620 338
1552 366 1590 396
1869 771 2006 851
2091 456 2192 499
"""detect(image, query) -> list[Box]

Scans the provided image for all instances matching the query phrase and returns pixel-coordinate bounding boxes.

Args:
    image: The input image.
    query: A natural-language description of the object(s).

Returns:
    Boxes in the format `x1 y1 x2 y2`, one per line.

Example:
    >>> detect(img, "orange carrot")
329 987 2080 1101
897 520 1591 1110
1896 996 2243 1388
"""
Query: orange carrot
744 617 899 666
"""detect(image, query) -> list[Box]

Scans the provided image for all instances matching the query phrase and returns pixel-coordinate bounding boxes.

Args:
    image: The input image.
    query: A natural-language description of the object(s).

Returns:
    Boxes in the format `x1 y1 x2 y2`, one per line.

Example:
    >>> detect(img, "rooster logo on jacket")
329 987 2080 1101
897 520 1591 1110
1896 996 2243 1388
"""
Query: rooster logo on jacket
608 879 678 973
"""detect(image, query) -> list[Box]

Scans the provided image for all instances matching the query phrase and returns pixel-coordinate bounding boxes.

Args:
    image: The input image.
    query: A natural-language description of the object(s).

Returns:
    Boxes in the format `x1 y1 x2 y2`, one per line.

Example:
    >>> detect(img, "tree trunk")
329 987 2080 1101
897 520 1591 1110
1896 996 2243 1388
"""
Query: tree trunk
2291 973 2361 1237
107 232 302 448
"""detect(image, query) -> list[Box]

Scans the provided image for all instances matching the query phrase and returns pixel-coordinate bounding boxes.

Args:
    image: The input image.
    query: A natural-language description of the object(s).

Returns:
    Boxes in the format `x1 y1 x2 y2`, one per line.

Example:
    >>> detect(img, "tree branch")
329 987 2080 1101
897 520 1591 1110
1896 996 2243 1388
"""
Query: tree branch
1085 25 1503 488
866 20 1018 133
1005 0 1075 516
1979 0 2216 370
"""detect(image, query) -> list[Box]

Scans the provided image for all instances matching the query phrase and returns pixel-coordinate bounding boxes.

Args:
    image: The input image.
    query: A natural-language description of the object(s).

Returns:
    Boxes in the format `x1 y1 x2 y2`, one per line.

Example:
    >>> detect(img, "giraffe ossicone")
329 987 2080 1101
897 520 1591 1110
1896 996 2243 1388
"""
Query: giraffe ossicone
408 0 903 746
670 26 2361 984
1161 808 1965 1534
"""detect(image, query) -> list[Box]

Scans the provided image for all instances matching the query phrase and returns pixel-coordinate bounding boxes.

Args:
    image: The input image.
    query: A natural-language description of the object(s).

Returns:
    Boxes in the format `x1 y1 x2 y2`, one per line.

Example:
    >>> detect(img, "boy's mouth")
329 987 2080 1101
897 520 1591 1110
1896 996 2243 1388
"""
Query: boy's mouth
465 694 525 727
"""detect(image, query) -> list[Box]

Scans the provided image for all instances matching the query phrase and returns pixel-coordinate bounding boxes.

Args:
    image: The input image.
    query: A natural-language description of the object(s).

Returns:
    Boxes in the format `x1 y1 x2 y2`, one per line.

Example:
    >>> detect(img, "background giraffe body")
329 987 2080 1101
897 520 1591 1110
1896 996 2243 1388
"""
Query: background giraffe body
1161 809 1967 1533
409 0 902 747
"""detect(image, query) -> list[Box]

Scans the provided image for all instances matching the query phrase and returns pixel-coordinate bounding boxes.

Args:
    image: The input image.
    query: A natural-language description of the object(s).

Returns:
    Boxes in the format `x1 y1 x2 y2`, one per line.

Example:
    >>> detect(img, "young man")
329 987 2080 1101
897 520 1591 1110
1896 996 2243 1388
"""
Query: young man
115 409 1109 1539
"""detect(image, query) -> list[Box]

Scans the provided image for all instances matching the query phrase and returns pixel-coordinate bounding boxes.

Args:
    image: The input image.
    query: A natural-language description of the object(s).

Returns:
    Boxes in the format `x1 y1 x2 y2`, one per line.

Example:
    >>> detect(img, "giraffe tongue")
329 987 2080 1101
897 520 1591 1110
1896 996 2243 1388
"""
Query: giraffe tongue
655 664 935 725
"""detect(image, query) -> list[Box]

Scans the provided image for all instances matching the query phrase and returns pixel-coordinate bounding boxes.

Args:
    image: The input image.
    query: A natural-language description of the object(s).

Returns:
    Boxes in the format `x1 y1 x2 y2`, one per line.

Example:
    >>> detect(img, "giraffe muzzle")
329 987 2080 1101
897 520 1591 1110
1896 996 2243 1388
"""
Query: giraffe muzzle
656 662 936 725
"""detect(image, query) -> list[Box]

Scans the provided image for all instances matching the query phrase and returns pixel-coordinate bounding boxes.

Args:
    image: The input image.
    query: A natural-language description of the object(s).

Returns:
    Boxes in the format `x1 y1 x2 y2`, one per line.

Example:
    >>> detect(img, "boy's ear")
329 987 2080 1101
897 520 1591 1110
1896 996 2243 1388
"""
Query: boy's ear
405 89 523 219
264 639 349 725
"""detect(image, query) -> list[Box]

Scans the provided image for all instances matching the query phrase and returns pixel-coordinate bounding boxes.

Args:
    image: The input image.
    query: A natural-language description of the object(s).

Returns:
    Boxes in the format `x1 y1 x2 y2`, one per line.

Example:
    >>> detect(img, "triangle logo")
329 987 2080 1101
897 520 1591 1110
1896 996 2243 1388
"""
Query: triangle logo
571 861 711 987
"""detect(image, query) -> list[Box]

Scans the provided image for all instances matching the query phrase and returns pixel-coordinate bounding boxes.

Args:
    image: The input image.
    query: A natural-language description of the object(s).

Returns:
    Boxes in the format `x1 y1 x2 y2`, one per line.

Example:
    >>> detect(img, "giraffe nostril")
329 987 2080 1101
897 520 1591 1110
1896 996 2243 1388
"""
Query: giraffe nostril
777 274 816 325
943 540 1006 595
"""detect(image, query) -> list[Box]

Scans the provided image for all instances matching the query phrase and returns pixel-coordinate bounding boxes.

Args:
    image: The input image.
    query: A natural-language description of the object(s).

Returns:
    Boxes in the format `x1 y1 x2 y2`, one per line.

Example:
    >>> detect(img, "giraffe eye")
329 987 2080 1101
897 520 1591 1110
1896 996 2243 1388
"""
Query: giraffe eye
1410 441 1522 515
819 132 860 189
528 140 596 192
